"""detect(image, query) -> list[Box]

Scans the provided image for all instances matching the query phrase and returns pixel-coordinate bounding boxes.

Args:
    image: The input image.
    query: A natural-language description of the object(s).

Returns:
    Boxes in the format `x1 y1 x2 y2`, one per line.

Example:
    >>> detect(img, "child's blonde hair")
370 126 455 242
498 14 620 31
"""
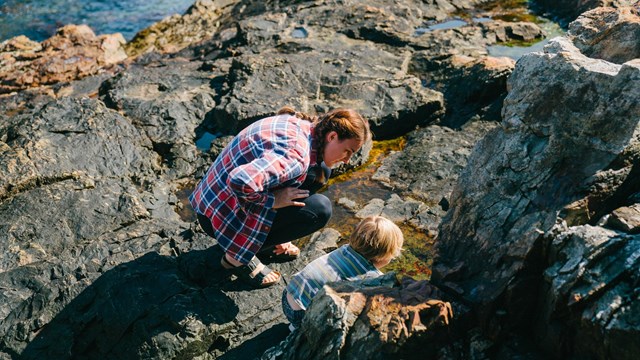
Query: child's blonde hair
349 216 403 262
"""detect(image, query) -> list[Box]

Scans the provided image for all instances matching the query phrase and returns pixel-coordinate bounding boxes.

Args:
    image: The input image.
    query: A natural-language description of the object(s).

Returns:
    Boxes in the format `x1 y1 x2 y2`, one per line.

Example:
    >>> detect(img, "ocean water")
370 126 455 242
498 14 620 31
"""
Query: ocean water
0 0 195 42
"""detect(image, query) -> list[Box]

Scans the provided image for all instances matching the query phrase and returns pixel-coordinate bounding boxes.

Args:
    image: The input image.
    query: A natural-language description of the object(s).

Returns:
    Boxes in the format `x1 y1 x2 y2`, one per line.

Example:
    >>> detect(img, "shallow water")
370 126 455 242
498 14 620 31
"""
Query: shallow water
487 18 565 60
0 0 194 42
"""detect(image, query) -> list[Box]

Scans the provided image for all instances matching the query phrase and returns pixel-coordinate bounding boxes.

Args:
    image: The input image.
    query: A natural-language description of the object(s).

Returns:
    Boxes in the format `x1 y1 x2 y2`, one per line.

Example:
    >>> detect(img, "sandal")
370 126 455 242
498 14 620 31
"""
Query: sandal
257 242 300 262
221 256 281 289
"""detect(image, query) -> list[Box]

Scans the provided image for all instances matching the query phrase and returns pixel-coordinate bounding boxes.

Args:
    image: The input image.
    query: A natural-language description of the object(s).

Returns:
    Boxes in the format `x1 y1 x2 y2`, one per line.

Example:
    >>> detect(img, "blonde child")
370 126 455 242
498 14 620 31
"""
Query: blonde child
282 215 404 330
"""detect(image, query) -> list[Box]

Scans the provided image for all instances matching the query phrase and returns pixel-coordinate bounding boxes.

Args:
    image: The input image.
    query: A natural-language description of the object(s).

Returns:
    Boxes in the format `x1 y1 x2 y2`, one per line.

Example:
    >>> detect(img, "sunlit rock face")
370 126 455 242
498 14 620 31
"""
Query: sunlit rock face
0 25 126 94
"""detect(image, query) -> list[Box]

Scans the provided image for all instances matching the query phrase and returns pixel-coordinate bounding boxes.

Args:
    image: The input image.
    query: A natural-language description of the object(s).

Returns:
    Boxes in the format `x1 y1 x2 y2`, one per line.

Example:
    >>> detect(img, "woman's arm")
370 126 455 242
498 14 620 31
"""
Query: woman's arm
227 148 306 211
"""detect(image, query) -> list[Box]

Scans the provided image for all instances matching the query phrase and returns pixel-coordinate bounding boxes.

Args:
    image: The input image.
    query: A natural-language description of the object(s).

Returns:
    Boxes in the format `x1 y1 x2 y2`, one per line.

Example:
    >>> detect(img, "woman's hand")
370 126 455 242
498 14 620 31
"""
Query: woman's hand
273 187 310 209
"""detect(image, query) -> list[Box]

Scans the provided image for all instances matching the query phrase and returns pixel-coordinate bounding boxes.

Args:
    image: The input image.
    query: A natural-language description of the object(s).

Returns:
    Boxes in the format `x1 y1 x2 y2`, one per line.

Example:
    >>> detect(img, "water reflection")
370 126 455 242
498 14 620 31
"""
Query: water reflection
291 27 309 39
0 0 194 42
195 131 220 152
415 19 468 36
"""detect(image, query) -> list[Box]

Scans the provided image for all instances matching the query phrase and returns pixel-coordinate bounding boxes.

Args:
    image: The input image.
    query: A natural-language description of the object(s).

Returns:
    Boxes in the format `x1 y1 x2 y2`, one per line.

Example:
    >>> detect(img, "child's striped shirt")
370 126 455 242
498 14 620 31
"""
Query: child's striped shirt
286 244 382 310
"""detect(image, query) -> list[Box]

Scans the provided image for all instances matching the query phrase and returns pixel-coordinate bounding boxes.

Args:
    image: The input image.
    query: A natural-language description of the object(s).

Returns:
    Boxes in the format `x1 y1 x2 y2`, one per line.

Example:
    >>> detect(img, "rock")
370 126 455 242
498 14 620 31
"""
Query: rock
337 197 359 212
434 7 640 359
212 45 444 139
262 273 454 360
607 203 640 233
533 0 631 25
0 97 159 200
0 25 127 94
372 122 496 206
98 58 221 179
409 54 515 127
481 20 546 43
568 5 640 64
2 0 637 359
537 225 640 359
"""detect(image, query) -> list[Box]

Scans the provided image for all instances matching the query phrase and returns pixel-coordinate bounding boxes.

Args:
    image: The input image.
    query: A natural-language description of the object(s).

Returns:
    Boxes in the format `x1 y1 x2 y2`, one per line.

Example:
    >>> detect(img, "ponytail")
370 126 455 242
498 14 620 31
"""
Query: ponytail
277 106 317 122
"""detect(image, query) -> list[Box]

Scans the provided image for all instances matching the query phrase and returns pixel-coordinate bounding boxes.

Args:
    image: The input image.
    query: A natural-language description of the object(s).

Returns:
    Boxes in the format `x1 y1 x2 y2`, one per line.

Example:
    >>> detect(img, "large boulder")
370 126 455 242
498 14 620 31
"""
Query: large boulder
434 5 640 359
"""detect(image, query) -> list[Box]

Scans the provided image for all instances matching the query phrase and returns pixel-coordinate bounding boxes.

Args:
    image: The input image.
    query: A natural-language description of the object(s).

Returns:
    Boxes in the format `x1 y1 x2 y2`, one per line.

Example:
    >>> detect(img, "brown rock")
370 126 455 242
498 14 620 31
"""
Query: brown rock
568 6 640 64
0 24 127 94
264 274 454 360
608 203 640 233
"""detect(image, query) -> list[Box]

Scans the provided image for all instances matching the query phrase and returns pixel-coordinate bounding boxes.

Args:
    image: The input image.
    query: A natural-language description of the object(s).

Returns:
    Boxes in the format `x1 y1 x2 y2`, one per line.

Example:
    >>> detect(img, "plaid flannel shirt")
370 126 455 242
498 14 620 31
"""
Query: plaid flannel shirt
190 114 317 264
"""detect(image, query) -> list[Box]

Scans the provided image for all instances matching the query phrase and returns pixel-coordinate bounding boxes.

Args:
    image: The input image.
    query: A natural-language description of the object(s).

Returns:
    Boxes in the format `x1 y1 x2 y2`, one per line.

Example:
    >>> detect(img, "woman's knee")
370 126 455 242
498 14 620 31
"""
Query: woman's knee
305 194 332 226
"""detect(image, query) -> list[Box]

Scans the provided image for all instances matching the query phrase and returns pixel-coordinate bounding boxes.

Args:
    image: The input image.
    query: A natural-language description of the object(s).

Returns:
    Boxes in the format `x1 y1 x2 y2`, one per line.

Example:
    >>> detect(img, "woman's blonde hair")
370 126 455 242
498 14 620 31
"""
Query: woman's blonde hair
349 216 403 262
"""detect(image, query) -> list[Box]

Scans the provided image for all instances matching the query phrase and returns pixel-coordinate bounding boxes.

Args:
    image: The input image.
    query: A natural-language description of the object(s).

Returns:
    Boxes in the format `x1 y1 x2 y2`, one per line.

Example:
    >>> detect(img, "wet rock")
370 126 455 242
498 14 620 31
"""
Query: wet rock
262 273 454 360
0 25 127 94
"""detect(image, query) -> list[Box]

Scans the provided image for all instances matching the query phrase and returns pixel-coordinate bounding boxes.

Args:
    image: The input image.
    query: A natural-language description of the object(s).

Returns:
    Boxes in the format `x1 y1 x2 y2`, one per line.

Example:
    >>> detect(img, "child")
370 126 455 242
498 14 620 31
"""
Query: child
282 215 404 330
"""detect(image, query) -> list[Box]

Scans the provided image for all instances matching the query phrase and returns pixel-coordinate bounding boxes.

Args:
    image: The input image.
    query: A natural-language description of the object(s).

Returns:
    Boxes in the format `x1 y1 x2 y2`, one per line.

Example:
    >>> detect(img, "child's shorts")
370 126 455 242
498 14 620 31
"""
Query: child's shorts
281 289 305 330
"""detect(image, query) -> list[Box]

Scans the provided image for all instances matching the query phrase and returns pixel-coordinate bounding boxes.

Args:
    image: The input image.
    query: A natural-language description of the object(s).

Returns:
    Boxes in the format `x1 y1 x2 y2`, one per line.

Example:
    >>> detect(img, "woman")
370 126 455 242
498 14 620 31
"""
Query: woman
190 106 370 288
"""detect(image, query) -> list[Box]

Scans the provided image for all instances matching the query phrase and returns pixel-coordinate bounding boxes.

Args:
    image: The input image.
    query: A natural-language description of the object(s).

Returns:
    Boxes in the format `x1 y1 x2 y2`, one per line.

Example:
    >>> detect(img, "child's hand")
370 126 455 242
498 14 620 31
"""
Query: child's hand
273 187 309 209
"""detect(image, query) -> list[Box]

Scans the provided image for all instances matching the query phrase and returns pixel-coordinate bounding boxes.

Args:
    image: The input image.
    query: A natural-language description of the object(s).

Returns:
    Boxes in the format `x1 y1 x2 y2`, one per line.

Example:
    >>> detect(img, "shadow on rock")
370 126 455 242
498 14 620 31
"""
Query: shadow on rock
219 323 290 360
22 251 238 359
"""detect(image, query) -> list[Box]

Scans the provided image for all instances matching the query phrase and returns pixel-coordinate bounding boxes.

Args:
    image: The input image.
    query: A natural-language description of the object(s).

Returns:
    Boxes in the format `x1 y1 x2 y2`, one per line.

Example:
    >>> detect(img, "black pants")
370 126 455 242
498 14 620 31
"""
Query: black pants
197 163 332 248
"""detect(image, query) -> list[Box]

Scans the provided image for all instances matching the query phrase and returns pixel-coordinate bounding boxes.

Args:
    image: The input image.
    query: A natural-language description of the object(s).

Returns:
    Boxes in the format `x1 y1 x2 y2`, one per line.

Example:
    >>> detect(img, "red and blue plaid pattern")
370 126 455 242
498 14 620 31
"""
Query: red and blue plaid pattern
190 115 317 264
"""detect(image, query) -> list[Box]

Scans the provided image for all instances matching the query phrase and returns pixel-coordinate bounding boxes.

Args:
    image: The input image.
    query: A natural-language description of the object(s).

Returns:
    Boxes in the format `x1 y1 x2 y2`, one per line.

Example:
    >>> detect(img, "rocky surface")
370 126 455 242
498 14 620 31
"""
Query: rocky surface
0 25 127 94
434 4 640 359
1 0 637 359
533 0 635 25
568 5 640 64
125 0 240 57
